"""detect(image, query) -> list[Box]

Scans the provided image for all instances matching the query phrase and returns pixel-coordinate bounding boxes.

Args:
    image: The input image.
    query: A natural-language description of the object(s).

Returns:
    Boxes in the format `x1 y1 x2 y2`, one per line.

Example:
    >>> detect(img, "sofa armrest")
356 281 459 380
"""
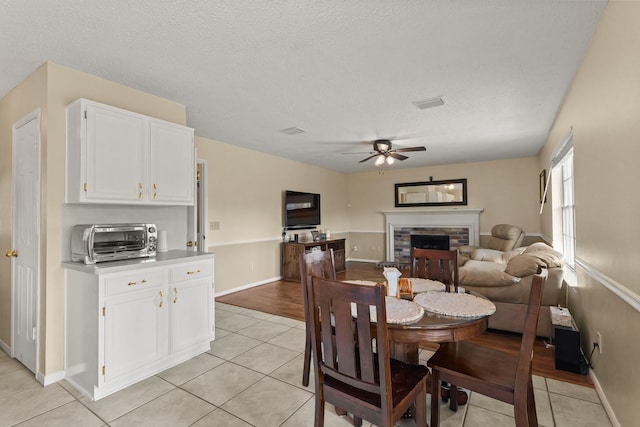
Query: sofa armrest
458 245 476 256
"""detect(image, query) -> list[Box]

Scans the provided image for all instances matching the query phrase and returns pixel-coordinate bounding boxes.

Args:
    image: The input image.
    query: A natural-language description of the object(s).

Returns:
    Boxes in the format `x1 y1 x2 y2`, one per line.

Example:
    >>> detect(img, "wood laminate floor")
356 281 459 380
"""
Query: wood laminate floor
218 261 592 388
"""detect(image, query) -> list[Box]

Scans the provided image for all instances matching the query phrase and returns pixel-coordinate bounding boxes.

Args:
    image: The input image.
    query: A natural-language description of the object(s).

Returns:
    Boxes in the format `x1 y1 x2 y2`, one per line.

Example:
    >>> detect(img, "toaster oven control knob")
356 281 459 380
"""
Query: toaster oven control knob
149 244 156 252
148 226 156 233
149 236 157 242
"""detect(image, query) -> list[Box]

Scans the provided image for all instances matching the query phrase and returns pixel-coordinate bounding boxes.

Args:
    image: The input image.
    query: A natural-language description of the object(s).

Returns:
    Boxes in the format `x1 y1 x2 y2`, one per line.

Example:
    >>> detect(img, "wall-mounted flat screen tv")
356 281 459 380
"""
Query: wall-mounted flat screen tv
284 190 320 230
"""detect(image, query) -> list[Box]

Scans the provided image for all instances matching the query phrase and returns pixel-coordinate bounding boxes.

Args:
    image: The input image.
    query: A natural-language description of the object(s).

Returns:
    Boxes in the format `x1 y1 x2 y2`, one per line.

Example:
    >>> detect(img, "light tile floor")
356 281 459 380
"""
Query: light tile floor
0 302 613 427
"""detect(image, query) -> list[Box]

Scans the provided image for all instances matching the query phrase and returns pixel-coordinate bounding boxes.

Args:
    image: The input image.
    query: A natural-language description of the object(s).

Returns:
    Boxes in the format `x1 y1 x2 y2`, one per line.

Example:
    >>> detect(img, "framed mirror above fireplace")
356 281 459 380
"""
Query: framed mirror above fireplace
395 178 467 207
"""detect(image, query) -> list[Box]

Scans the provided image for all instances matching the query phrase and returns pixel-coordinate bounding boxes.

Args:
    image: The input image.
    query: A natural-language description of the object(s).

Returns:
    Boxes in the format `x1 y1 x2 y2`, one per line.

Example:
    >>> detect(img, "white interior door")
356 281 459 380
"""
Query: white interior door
10 110 41 374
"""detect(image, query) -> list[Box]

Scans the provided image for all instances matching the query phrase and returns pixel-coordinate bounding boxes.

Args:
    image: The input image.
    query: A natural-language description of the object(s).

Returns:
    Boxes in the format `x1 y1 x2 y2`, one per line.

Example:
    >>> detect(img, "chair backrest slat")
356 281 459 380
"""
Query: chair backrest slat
310 277 389 401
411 248 459 291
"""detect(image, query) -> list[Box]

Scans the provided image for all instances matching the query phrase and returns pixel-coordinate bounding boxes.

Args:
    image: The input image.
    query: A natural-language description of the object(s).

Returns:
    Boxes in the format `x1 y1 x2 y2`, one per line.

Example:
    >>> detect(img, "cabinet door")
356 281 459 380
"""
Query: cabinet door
86 104 147 202
149 120 195 204
168 279 213 353
102 286 167 384
282 243 306 281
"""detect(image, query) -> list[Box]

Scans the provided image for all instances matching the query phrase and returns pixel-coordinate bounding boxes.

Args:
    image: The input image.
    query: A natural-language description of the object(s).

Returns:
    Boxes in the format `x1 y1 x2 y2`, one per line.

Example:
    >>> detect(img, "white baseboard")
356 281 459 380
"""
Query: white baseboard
36 369 65 386
0 338 10 356
346 258 381 263
215 276 281 297
589 369 620 427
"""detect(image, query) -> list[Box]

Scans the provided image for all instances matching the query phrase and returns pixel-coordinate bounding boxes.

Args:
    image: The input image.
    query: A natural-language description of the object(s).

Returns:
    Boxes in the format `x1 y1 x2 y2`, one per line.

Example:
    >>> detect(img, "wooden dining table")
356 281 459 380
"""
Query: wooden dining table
387 309 490 365
350 278 492 364
385 292 493 413
339 279 494 416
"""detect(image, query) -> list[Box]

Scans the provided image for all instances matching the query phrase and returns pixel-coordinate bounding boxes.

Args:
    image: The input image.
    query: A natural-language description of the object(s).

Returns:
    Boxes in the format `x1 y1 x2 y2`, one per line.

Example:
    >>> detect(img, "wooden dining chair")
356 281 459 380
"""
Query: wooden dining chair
308 276 429 427
299 249 336 387
410 248 459 292
410 247 463 408
427 272 546 427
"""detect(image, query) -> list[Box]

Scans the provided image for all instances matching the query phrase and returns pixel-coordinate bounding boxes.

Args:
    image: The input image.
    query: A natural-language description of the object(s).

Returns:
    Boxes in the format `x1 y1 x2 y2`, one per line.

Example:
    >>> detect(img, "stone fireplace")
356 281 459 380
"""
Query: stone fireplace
383 209 483 264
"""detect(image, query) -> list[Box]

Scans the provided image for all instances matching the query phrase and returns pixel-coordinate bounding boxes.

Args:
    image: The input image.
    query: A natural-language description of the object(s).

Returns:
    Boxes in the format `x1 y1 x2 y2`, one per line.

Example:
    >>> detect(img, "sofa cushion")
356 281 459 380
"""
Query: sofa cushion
505 254 546 276
470 247 524 264
487 224 525 251
459 260 521 286
522 243 564 268
470 248 505 263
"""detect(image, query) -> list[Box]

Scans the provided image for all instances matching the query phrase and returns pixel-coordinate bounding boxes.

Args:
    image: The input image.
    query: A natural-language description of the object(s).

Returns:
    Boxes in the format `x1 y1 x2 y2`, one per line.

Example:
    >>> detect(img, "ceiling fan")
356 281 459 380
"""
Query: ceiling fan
357 139 426 165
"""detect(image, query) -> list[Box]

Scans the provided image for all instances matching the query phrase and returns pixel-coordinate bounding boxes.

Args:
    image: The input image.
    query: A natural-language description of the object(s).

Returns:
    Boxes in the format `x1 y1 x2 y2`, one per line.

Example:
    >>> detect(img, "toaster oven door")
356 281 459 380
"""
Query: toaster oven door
92 225 148 257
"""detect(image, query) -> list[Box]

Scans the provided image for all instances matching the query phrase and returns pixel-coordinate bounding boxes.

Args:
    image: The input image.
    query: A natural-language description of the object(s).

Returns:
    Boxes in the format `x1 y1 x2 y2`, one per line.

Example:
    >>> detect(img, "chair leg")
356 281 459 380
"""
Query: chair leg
449 383 459 412
315 393 325 427
514 381 538 427
527 381 538 426
302 331 311 387
353 415 362 427
430 370 441 427
415 381 427 427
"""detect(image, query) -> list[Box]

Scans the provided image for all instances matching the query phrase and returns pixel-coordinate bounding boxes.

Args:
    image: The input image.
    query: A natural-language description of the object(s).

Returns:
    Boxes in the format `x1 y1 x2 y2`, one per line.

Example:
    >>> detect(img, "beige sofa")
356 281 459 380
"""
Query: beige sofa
459 224 525 258
458 242 564 337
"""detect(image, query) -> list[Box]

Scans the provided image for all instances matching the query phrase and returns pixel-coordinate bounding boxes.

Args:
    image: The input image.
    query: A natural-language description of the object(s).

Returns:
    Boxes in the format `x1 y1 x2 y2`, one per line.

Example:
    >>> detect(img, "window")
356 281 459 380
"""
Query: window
551 133 576 285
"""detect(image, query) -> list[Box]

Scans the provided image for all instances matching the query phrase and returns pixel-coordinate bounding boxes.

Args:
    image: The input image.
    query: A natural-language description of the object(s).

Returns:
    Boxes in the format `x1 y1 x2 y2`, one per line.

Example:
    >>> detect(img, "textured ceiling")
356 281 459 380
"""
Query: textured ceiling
0 1 606 173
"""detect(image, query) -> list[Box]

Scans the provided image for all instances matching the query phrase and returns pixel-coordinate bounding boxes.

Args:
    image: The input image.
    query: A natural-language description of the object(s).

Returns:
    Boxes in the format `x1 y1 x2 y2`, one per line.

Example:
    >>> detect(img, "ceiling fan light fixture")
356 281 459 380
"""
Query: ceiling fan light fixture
412 96 444 110
386 156 394 165
373 140 391 152
375 154 386 166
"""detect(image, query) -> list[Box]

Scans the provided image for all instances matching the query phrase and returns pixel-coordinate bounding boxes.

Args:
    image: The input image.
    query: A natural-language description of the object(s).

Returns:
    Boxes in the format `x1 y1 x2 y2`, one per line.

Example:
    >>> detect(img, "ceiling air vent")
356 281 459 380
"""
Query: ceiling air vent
280 127 306 135
412 96 445 110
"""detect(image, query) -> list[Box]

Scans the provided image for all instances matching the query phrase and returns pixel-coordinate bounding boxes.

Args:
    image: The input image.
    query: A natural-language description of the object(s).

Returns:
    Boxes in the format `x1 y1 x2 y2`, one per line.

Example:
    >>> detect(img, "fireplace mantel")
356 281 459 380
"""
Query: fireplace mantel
383 208 484 261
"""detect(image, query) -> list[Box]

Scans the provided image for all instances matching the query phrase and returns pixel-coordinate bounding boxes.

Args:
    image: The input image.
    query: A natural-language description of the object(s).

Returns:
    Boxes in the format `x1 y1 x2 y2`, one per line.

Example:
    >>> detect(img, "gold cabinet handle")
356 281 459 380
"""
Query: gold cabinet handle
128 281 137 286
173 287 178 303
186 269 201 275
5 250 18 258
153 183 157 199
159 290 164 308
138 182 143 199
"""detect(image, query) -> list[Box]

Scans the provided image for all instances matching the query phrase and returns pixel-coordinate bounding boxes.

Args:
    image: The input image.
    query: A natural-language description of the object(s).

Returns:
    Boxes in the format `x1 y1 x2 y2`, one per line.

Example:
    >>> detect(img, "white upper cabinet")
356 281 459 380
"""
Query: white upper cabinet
150 120 194 203
66 99 194 205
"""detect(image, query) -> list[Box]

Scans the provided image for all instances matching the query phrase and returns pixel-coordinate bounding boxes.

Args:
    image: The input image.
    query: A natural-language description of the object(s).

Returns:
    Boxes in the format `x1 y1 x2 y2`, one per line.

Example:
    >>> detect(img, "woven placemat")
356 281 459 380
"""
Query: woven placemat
409 278 446 293
351 297 424 325
414 292 496 318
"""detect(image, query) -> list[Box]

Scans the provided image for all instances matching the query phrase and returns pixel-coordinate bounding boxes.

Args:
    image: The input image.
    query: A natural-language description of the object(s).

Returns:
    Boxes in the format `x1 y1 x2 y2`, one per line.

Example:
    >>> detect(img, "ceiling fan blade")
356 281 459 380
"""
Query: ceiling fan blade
389 153 408 161
342 151 373 155
359 154 379 163
394 146 426 153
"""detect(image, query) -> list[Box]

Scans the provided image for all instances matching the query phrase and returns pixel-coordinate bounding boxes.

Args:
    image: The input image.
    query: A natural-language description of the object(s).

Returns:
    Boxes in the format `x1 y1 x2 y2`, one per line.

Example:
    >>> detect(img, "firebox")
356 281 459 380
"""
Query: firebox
410 234 450 251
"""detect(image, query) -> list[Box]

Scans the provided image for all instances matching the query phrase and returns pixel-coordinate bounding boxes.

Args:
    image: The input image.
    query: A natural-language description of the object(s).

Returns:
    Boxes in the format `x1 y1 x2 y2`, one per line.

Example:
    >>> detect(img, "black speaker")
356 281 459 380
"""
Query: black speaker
554 326 588 375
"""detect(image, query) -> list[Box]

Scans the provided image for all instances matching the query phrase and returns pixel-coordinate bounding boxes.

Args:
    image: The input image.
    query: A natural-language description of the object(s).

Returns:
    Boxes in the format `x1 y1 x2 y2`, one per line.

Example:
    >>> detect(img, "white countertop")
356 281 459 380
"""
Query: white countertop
62 250 214 274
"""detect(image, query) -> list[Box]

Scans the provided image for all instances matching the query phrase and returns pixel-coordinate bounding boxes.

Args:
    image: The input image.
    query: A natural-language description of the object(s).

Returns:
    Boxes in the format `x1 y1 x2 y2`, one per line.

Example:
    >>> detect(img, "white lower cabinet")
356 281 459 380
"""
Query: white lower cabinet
65 254 214 400
102 284 167 385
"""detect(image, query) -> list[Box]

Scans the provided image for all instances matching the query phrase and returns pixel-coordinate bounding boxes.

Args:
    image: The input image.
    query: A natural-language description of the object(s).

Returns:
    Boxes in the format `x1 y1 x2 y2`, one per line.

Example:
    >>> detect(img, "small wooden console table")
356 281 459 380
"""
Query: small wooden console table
281 238 346 281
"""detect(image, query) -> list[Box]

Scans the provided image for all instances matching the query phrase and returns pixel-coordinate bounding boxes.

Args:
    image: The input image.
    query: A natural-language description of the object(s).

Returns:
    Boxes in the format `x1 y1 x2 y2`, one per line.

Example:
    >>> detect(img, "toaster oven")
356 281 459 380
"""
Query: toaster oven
71 223 158 264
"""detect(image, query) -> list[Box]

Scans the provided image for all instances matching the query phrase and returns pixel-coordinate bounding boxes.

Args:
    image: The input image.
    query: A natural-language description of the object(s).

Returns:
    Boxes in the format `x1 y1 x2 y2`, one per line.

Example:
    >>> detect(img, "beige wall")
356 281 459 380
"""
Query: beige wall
0 62 188 376
539 3 640 425
195 136 350 293
346 157 540 260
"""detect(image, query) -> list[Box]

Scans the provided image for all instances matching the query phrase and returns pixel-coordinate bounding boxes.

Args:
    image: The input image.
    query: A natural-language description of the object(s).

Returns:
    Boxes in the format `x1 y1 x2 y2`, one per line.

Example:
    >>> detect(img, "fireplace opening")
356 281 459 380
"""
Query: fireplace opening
410 234 450 251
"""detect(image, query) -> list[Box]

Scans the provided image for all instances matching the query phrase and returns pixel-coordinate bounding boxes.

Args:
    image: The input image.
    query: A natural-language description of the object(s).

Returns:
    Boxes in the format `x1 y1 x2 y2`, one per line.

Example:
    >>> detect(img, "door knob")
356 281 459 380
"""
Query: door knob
5 250 18 258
